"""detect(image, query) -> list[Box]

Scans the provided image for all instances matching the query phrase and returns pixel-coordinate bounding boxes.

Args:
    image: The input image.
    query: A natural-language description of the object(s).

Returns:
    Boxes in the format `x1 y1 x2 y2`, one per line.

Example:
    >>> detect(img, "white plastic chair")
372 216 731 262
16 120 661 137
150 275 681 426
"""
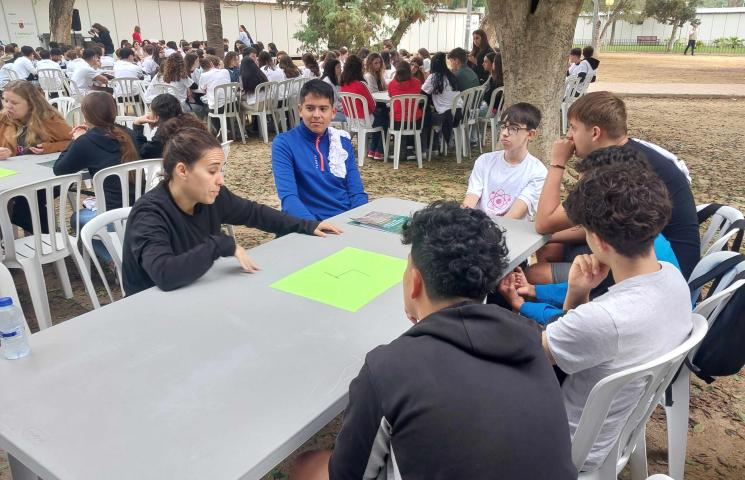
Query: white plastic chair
37 68 67 98
480 87 505 151
384 94 427 170
109 77 144 116
461 85 487 158
287 77 309 129
0 263 30 336
339 91 388 167
92 158 163 213
428 89 468 164
561 75 582 135
6 69 19 81
271 78 293 133
0 173 100 329
80 207 131 303
65 105 83 127
571 314 708 480
208 82 246 144
63 78 83 104
49 96 77 119
244 81 277 144
697 203 744 256
114 116 138 129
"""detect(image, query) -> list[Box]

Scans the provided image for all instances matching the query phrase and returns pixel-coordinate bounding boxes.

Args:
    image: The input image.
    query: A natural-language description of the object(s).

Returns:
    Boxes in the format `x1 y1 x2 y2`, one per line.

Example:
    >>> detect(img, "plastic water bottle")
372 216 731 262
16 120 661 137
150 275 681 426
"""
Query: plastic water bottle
0 297 30 360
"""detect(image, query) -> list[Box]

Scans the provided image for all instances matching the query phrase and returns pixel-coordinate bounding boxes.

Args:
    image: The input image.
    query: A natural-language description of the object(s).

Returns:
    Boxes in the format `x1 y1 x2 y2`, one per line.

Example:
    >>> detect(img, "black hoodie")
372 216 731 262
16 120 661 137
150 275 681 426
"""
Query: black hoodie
53 126 138 211
329 302 577 480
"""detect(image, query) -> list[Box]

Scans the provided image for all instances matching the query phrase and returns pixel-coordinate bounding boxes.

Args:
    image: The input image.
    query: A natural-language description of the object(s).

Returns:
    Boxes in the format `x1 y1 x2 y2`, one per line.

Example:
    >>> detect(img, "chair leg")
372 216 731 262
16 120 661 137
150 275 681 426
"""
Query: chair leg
454 128 463 164
384 132 391 164
53 259 73 299
491 118 498 151
260 114 269 143
357 131 365 167
414 134 423 169
381 130 389 164
68 238 102 309
23 260 53 330
629 433 649 480
219 117 228 144
665 372 691 480
235 115 247 144
427 128 435 161
392 134 401 170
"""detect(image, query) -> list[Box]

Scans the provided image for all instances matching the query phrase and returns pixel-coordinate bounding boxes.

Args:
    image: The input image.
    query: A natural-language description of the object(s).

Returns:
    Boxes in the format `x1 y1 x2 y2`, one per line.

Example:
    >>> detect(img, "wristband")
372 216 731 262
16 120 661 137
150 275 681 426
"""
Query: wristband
550 164 566 170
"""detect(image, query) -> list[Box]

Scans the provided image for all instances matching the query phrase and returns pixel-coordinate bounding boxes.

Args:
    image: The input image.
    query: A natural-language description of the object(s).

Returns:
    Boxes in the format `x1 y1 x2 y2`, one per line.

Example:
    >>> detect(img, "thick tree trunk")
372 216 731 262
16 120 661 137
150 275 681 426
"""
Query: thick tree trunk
49 0 75 44
609 19 617 45
488 0 584 161
204 0 224 59
667 23 679 52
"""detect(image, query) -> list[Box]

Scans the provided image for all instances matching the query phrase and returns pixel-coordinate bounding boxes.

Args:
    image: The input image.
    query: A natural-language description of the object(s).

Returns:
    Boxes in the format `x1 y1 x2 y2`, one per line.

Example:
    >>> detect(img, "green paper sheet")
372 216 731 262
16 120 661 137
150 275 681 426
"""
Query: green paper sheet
0 168 17 178
271 247 407 312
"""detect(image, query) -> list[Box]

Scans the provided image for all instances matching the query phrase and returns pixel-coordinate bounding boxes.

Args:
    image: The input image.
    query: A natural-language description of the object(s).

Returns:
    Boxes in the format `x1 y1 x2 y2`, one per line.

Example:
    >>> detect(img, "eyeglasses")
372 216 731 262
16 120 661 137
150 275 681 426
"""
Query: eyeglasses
499 123 531 136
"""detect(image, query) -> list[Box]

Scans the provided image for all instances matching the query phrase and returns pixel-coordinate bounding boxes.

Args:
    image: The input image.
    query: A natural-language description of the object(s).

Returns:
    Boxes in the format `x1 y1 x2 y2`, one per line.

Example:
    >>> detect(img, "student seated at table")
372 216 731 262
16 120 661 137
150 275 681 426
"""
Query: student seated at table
531 91 700 283
272 79 367 221
421 52 460 150
72 48 109 95
291 201 577 480
462 102 546 220
132 93 199 159
0 80 73 233
340 55 388 160
12 46 37 81
320 59 345 123
122 127 341 295
508 164 693 473
447 47 479 91
363 53 387 94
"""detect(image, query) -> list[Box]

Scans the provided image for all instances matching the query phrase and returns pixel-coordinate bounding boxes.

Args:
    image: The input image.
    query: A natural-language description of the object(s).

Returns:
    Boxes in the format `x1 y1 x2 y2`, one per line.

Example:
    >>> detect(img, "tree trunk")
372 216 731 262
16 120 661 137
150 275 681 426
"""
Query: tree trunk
49 0 75 44
609 19 617 46
488 0 584 161
204 0 224 59
389 16 418 48
599 0 628 46
667 23 679 52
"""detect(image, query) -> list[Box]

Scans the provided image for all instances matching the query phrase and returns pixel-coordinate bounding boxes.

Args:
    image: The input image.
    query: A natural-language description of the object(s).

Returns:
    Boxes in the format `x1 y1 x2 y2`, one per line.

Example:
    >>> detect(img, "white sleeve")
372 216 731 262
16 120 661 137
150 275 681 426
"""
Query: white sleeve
421 74 434 94
466 155 487 197
577 61 589 75
545 302 619 374
517 161 547 216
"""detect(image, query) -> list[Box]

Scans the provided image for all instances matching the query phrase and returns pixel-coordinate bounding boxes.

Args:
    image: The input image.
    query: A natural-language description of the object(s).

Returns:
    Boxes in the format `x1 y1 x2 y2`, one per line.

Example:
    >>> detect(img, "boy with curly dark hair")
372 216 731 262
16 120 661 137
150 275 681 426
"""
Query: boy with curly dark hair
537 164 693 472
292 201 576 480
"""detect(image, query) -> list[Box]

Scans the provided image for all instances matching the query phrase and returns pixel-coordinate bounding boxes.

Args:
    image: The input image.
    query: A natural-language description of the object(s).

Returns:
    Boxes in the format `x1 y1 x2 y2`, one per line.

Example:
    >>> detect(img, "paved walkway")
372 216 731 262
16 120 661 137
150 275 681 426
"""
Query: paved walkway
589 82 745 98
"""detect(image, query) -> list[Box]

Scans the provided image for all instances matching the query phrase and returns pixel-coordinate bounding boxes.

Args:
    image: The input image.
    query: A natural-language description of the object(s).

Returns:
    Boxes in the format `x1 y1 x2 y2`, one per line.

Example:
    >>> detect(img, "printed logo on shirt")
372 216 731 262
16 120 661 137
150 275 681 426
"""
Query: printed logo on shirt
487 189 512 215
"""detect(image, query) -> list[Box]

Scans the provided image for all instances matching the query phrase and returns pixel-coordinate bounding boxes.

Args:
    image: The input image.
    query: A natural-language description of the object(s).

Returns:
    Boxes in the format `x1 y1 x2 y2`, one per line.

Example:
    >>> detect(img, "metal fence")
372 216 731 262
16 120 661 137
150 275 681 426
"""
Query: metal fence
573 38 745 55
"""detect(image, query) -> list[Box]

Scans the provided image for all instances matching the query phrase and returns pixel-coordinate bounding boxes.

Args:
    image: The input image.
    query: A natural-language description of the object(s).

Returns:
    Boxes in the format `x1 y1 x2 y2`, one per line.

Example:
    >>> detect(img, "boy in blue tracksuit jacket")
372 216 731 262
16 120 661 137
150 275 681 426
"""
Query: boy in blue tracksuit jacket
271 80 368 221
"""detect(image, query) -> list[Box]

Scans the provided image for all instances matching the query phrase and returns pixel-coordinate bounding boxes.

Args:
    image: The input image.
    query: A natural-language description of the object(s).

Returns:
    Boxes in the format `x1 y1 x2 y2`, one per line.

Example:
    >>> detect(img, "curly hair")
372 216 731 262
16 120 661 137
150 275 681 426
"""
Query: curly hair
564 159 672 258
576 145 650 174
402 201 509 300
162 52 188 83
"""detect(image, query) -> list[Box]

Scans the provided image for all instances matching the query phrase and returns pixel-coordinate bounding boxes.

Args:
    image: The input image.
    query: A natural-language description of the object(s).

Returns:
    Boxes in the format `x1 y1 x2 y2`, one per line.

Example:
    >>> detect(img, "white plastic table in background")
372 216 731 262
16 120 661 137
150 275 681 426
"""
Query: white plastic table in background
0 153 61 192
0 198 547 480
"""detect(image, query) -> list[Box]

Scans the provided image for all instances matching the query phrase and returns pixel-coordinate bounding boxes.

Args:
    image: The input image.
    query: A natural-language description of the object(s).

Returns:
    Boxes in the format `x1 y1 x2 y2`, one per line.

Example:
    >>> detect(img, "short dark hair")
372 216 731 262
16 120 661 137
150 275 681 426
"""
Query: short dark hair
4 45 14 54
401 201 509 301
205 47 217 55
21 46 34 57
50 48 62 57
393 60 412 83
144 44 155 55
82 48 98 61
570 47 582 56
564 159 672 258
242 47 257 57
582 45 594 58
340 55 364 85
500 102 541 130
119 47 134 59
576 145 650 174
191 41 201 49
568 91 627 139
39 50 51 59
150 93 183 123
447 47 468 64
166 41 178 49
299 79 335 105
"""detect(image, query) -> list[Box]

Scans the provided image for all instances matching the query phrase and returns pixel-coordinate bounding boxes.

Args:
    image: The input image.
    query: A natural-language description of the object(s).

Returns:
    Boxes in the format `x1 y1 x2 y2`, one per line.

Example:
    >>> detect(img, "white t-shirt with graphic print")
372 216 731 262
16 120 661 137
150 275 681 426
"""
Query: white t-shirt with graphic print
466 150 547 219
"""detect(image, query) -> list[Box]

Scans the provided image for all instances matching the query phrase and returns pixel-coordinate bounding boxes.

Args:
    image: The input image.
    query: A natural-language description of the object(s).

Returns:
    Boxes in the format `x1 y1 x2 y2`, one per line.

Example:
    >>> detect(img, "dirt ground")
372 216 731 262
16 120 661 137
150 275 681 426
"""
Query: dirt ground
593 52 745 84
1 56 745 479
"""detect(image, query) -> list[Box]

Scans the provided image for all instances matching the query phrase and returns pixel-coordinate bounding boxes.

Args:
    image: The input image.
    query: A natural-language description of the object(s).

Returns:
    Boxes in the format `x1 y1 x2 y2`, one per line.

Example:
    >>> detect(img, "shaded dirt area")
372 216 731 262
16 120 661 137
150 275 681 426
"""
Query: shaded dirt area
596 53 745 84
1 96 745 479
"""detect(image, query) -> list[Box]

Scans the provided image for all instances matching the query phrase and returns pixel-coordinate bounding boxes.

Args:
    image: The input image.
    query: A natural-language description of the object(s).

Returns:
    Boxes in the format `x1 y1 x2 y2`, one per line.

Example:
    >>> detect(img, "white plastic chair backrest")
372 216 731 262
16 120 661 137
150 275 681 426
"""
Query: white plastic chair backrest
339 92 374 130
92 158 163 213
697 203 744 255
151 83 177 96
6 69 19 81
136 80 149 102
571 313 708 474
275 79 291 103
576 71 596 96
65 105 82 126
564 75 581 102
212 82 240 115
115 116 137 129
464 85 486 125
0 173 82 264
63 78 83 103
80 207 131 302
388 94 427 133
485 86 505 120
251 81 275 113
646 475 675 480
37 68 66 95
110 77 140 105
449 88 468 116
49 96 77 118
687 250 745 303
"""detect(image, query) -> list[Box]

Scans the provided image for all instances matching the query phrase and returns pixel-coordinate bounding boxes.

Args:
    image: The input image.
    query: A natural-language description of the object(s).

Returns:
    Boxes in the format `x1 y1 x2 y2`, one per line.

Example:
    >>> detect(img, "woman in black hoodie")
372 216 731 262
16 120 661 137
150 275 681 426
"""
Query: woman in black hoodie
53 92 139 260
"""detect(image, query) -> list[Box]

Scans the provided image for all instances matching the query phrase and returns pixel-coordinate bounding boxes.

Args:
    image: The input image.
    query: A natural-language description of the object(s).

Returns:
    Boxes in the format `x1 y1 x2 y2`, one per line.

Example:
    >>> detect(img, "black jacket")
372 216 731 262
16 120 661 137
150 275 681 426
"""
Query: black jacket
94 30 115 55
122 183 319 295
53 126 138 211
329 302 577 480
133 124 163 159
